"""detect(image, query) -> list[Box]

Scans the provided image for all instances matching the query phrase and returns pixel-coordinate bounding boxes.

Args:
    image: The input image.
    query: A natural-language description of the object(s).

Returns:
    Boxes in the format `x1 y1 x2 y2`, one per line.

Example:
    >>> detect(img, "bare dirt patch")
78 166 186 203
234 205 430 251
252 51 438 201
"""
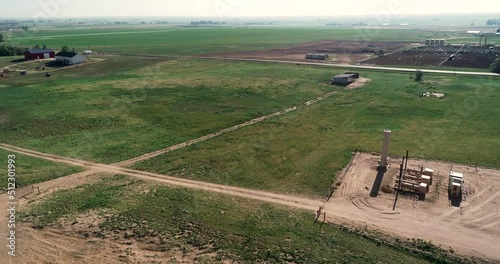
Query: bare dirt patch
201 40 411 64
326 153 500 261
364 45 500 69
15 221 225 264
0 113 8 124
347 77 371 90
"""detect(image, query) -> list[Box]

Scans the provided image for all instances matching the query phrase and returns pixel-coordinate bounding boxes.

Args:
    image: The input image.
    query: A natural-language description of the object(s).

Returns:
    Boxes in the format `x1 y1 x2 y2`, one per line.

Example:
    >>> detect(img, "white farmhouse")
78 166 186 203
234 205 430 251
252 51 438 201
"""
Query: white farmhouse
55 52 86 65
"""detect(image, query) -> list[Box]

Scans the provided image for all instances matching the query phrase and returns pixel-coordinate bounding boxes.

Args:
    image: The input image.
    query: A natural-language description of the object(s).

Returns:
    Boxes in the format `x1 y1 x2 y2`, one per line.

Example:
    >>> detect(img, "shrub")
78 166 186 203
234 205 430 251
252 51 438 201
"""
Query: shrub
490 58 500 74
414 70 424 82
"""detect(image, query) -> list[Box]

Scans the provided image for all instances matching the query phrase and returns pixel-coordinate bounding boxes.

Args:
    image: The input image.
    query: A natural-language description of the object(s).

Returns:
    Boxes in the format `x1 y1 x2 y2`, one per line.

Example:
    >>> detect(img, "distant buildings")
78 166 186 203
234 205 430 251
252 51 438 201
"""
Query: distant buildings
24 49 55 60
306 53 329 60
55 52 86 65
331 73 359 86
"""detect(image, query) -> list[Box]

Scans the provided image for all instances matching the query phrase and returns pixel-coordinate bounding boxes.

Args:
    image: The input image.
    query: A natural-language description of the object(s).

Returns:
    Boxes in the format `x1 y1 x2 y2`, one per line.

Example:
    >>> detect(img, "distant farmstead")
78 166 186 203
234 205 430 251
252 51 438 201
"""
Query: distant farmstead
305 53 329 60
24 49 56 60
55 52 86 65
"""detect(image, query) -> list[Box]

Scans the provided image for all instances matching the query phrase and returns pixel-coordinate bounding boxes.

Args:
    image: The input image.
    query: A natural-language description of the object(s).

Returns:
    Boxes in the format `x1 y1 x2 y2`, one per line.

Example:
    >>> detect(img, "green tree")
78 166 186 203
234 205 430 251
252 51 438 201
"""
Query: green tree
0 33 4 42
414 70 424 82
21 26 29 31
33 44 41 49
491 58 500 74
61 45 69 52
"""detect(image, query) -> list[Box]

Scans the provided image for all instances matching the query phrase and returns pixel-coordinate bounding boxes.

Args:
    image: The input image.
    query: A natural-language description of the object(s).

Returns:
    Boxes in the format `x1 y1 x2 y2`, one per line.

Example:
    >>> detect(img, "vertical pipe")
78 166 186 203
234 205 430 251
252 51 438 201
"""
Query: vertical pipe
380 130 391 167
404 150 409 177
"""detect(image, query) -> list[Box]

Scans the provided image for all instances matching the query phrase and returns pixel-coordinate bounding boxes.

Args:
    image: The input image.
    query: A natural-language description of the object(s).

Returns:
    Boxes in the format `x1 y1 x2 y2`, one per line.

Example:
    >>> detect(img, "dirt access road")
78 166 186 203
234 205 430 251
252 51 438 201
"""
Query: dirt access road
1 144 500 261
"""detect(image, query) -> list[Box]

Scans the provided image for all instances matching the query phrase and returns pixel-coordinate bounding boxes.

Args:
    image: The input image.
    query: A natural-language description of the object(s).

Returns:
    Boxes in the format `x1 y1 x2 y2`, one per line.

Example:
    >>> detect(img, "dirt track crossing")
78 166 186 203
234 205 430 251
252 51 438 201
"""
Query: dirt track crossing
2 144 500 261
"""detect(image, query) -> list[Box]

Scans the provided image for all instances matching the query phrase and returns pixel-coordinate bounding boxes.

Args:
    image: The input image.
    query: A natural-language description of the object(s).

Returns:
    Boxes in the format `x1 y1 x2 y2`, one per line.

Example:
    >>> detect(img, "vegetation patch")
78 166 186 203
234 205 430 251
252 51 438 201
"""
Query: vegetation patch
132 71 500 196
0 149 82 190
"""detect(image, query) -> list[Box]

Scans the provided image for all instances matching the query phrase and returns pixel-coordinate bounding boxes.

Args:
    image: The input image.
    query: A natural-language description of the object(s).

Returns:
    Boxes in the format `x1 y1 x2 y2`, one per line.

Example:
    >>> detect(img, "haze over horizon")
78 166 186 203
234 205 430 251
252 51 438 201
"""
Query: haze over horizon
2 0 500 19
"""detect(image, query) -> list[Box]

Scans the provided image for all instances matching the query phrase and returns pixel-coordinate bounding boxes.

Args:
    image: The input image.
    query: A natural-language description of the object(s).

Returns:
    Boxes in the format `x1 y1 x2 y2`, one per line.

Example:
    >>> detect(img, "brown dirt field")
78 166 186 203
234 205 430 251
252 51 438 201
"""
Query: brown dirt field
326 153 500 261
364 45 500 69
200 40 411 64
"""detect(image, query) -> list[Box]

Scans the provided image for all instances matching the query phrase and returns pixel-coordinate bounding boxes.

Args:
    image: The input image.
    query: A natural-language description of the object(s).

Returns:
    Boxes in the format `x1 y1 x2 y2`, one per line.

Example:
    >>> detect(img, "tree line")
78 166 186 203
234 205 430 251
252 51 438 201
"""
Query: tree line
0 45 27 56
486 19 500 25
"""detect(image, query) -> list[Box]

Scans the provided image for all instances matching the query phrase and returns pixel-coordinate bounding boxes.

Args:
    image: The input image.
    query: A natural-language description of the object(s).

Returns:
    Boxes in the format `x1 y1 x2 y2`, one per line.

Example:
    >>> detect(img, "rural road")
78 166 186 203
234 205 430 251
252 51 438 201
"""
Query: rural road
199 57 500 77
1 143 500 261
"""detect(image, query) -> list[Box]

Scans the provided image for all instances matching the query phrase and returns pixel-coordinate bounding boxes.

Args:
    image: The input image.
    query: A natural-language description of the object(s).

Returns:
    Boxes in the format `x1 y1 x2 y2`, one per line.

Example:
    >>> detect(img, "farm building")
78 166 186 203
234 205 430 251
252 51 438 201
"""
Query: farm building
331 73 356 85
83 50 92 55
55 52 86 65
306 53 329 60
344 72 360 78
24 49 56 60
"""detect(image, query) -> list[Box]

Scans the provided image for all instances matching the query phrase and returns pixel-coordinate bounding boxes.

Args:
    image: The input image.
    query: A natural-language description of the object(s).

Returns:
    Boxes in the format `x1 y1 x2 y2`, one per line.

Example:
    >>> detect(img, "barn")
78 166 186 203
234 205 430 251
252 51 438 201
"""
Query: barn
331 73 356 85
24 49 56 60
55 52 86 65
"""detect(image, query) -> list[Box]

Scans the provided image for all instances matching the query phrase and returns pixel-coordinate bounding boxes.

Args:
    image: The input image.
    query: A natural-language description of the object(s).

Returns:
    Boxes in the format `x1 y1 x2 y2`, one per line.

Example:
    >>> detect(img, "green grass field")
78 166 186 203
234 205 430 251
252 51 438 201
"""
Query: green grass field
0 149 82 190
19 174 475 264
0 57 338 163
4 27 473 56
2 57 499 196
132 67 500 197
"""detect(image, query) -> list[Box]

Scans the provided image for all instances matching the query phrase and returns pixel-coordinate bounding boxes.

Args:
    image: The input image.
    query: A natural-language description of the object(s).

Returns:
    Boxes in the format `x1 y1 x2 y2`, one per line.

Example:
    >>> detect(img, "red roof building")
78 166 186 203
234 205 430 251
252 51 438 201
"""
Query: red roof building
24 49 56 60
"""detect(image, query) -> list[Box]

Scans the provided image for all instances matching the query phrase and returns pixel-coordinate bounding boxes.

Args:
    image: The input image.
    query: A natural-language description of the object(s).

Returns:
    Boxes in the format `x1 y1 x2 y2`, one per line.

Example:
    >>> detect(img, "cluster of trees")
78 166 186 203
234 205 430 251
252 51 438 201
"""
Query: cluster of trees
0 33 3 42
190 20 226 25
0 45 27 56
60 45 76 52
486 19 499 25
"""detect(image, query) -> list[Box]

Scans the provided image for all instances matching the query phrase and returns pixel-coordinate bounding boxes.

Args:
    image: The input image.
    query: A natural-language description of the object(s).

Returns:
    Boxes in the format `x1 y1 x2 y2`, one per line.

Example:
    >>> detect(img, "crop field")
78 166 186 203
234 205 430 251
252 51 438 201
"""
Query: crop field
4 27 471 56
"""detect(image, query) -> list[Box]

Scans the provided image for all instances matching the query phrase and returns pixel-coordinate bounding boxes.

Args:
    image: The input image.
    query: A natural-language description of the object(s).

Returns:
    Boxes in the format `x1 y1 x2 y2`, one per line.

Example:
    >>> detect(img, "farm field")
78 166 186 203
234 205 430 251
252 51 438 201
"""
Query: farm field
4 27 475 56
365 45 500 69
0 57 341 163
14 174 473 263
132 67 500 197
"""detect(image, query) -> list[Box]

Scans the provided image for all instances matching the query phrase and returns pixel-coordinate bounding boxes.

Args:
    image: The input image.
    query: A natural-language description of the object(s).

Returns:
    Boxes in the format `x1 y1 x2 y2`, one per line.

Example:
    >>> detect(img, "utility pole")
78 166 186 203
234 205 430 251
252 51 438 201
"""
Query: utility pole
393 156 405 211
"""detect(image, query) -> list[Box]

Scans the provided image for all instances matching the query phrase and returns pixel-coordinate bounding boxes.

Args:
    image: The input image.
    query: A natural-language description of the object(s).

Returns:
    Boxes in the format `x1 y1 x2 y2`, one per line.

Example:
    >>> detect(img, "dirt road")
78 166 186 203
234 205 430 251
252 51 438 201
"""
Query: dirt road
1 144 500 261
114 106 298 167
199 57 500 77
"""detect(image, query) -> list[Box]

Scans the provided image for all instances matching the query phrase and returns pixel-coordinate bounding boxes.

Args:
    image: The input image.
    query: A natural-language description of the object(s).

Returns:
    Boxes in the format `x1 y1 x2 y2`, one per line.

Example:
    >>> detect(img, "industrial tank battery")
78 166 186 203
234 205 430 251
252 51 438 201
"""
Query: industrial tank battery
421 175 431 186
418 183 428 201
449 172 464 197
423 168 434 185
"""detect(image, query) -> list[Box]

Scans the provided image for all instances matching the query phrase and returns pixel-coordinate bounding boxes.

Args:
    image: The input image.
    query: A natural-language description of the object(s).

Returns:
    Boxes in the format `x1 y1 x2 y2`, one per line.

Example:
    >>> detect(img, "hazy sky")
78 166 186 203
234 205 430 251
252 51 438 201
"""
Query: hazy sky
2 0 500 18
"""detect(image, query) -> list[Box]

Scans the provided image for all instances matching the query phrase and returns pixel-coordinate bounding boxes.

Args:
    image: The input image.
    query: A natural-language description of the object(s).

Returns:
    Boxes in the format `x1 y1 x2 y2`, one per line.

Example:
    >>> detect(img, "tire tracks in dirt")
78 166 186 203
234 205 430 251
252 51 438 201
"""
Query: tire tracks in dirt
0 144 323 212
